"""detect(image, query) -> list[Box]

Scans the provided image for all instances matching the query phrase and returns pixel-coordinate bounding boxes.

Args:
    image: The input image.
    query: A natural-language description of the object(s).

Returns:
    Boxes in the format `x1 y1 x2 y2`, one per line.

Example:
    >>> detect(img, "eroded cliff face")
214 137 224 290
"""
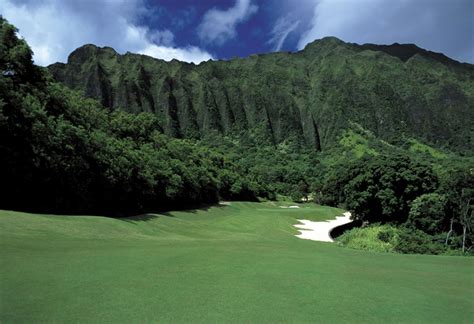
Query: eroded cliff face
48 38 474 152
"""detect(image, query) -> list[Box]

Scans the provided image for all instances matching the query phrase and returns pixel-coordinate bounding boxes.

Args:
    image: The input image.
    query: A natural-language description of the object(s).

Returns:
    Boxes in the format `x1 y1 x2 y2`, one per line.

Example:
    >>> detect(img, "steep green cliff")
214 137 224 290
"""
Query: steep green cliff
48 37 474 152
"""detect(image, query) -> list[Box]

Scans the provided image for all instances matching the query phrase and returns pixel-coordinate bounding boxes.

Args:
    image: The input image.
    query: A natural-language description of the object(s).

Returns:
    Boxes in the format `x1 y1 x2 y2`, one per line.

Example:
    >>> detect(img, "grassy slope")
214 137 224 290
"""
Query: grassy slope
1 202 473 323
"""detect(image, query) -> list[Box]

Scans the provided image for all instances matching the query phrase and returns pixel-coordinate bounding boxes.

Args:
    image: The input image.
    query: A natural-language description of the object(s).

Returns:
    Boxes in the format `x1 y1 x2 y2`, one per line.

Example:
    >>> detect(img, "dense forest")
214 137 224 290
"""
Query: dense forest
0 18 472 254
0 18 269 215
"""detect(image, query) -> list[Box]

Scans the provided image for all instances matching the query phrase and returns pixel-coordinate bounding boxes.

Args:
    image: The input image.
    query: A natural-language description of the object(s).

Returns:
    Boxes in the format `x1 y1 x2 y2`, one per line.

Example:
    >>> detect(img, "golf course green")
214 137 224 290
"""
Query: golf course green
1 202 473 323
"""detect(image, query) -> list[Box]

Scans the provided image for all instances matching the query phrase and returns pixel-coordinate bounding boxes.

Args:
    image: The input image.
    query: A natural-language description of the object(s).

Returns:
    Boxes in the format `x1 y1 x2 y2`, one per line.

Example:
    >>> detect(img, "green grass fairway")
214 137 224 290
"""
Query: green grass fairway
1 202 473 323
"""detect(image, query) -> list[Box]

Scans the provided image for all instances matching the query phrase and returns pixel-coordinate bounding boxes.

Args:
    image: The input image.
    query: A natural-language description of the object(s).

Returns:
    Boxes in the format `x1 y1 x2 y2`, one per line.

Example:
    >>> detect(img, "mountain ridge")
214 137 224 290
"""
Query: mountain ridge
48 37 474 153
59 37 473 67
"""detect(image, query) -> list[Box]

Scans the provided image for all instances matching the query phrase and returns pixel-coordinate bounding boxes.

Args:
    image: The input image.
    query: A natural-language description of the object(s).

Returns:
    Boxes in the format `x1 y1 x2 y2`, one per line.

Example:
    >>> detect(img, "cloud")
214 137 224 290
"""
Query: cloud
296 0 474 63
198 0 258 45
267 15 300 51
139 45 213 63
147 29 175 47
0 0 213 66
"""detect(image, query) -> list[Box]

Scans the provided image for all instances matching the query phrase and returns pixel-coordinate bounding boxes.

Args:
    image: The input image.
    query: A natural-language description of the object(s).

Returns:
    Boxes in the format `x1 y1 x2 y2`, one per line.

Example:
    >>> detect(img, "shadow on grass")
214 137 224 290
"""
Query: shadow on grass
118 203 229 224
5 201 232 223
119 213 162 223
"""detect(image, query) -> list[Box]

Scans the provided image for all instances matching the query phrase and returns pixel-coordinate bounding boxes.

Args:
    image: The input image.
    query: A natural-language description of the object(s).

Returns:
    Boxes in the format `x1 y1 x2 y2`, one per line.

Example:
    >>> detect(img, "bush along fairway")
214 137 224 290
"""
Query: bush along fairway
1 202 473 323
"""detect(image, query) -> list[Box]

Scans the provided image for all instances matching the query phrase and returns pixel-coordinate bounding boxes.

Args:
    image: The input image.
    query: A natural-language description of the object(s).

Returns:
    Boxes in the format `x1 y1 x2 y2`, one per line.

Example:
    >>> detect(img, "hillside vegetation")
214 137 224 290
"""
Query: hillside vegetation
0 18 472 254
0 18 271 214
49 36 474 153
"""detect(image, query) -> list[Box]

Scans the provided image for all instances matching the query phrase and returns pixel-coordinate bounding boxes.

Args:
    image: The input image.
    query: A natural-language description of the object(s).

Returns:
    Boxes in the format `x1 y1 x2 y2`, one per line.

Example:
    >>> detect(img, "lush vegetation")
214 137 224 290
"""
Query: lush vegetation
0 16 473 322
0 18 270 215
336 225 399 253
49 35 474 154
337 224 455 255
322 154 473 254
1 202 473 323
1 18 473 255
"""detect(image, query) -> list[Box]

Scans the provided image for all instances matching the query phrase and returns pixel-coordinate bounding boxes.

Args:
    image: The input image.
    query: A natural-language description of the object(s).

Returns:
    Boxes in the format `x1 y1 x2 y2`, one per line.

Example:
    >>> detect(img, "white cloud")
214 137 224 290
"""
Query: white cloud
125 24 212 64
198 0 258 45
139 45 213 63
0 0 213 66
148 29 175 47
296 0 474 63
267 15 299 51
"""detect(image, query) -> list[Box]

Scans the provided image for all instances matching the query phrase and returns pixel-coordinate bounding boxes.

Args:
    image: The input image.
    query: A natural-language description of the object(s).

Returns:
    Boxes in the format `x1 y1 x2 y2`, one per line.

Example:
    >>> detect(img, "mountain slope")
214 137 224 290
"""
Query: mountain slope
48 37 474 153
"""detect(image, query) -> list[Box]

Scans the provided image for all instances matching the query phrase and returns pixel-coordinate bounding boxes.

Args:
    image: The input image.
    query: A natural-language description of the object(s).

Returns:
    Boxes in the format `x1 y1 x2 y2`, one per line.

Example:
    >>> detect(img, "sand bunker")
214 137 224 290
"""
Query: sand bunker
294 212 352 242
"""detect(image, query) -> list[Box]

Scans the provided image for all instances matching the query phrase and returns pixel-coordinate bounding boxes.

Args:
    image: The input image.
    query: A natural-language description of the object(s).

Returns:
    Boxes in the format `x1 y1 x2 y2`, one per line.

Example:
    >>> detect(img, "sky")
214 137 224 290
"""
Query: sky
1 0 473 66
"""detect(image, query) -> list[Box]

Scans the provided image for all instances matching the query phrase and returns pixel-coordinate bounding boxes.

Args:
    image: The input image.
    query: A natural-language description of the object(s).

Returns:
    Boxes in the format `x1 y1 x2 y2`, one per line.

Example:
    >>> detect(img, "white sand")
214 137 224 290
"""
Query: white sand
294 212 352 242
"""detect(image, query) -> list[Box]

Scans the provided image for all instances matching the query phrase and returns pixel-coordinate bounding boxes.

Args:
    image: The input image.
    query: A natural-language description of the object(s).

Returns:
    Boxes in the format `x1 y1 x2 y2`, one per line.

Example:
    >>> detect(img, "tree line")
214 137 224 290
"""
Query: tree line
1 18 472 254
316 154 473 254
0 18 268 215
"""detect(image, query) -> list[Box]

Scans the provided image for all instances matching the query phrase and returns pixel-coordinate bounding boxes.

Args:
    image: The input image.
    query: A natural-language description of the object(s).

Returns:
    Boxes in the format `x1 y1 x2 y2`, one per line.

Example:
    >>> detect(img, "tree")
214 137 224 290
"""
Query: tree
440 170 474 252
0 17 42 84
459 190 473 253
343 154 438 224
318 159 363 207
0 18 269 215
407 193 448 234
297 180 309 201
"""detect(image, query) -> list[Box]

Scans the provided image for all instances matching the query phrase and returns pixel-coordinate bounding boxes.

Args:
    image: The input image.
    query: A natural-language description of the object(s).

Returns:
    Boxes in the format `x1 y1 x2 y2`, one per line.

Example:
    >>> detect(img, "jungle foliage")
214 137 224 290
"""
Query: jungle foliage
322 155 473 254
1 18 472 253
49 34 474 154
0 18 268 215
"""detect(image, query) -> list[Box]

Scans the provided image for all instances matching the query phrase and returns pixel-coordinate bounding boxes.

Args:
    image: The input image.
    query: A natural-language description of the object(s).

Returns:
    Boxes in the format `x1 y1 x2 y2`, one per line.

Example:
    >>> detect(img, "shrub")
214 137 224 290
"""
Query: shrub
337 225 399 253
394 227 446 255
377 228 396 243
